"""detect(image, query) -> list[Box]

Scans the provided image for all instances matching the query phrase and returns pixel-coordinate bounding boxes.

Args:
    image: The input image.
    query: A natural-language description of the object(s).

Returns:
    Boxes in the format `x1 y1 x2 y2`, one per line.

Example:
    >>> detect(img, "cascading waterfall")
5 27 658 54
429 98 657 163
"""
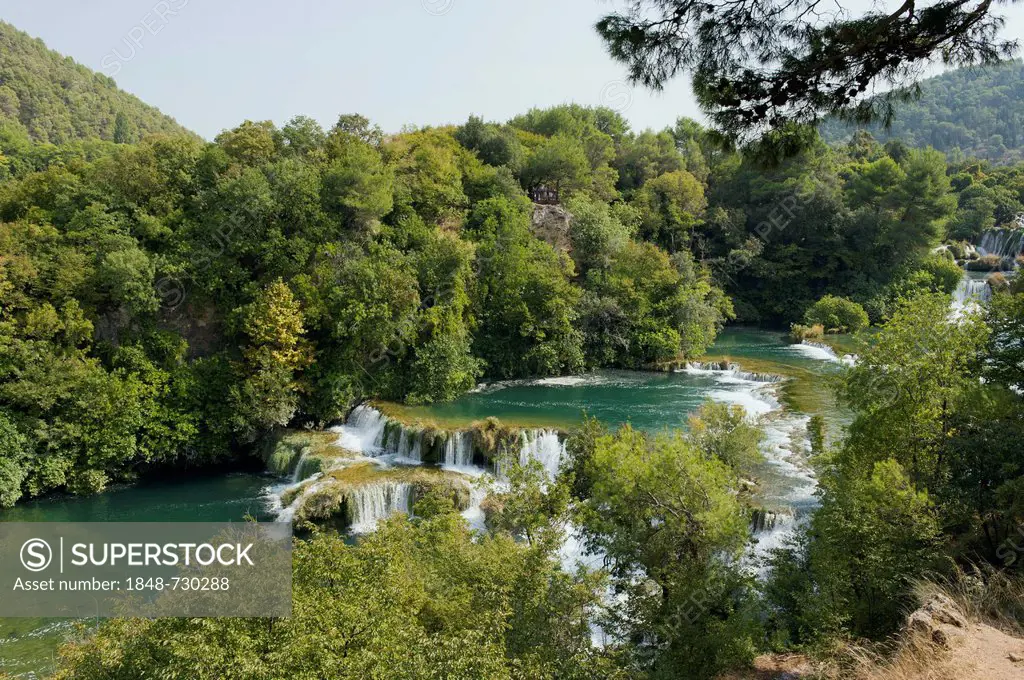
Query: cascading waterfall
518 430 565 479
337 404 388 453
953 277 992 307
977 227 1024 259
290 452 309 484
443 431 474 467
348 481 413 534
396 429 421 462
682 361 784 383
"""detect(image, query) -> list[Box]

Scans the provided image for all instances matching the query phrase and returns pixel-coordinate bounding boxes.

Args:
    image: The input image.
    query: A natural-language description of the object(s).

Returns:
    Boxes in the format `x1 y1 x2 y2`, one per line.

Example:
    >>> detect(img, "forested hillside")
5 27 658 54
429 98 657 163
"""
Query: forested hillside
0 21 192 144
821 60 1024 163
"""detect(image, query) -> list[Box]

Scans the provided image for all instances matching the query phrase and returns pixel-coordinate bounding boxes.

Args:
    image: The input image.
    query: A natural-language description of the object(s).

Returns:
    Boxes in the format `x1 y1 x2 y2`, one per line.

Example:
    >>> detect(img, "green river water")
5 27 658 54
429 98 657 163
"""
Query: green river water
0 328 851 678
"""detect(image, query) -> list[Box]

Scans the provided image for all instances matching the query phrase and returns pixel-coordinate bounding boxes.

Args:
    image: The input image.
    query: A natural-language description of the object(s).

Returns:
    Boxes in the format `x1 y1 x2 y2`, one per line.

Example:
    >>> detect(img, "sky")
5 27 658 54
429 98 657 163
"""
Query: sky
3 0 1023 140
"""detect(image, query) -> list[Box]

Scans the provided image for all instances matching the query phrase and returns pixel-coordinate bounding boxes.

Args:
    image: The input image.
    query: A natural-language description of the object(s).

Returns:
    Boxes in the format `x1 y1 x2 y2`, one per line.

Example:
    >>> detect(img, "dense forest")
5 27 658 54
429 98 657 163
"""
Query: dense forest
821 60 1024 164
0 22 191 144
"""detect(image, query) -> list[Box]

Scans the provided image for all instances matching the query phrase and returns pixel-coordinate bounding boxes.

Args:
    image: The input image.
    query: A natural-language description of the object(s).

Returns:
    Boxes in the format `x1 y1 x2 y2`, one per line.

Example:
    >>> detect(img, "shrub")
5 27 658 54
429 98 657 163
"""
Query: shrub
920 253 965 294
965 254 1005 272
988 272 1011 295
804 296 870 334
789 323 824 343
945 241 966 260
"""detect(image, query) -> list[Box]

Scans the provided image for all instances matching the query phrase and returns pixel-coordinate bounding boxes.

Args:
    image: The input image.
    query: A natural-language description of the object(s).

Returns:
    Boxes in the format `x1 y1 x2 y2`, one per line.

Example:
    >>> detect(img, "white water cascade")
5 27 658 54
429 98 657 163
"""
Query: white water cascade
977 227 1024 259
443 431 475 468
518 430 566 478
953 277 992 308
337 404 388 454
348 481 414 534
395 428 422 462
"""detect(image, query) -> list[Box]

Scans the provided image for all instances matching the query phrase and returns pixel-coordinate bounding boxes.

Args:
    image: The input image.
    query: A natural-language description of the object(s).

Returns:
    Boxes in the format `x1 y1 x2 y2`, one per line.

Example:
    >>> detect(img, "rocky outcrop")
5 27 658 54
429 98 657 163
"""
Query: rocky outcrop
905 593 968 648
531 204 573 254
281 462 473 528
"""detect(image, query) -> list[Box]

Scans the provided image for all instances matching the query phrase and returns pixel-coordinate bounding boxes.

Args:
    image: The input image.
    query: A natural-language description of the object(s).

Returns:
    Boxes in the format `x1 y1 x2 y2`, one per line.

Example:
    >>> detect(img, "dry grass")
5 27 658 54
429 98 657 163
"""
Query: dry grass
810 570 1024 680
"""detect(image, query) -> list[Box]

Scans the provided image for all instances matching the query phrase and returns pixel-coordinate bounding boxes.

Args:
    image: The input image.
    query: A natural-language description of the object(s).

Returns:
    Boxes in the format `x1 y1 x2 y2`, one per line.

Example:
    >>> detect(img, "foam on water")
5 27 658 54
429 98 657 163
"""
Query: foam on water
791 342 841 363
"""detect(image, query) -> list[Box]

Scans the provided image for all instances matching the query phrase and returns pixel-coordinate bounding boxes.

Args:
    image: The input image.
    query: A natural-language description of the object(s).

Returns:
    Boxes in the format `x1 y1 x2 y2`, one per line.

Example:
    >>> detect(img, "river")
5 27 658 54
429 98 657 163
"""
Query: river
0 327 849 678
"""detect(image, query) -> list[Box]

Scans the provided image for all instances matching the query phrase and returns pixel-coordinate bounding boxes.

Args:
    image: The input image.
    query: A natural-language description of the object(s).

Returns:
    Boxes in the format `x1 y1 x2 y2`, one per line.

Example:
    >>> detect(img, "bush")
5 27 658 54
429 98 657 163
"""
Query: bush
920 253 966 294
965 254 1006 272
804 296 870 334
988 272 1011 295
789 323 824 343
945 242 966 260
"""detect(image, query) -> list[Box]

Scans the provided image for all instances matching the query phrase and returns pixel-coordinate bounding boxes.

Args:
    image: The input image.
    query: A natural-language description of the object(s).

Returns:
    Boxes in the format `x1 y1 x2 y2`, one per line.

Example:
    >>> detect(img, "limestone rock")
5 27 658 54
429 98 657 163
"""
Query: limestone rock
906 593 967 649
531 203 573 254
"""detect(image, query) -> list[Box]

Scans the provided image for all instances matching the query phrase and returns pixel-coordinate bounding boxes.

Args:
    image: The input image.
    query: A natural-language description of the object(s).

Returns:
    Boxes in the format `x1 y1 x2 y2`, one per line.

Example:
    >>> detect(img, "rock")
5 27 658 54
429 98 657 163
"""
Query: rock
531 204 573 254
1008 651 1023 663
906 594 967 649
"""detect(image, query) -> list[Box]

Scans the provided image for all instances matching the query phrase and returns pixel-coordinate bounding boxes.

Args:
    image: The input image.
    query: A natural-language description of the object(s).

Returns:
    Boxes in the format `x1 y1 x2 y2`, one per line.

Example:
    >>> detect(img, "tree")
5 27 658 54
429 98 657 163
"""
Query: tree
685 401 764 475
0 409 28 506
112 112 138 144
780 459 942 639
803 295 869 333
471 198 584 379
565 194 632 276
230 279 311 440
573 425 758 678
838 292 989 488
53 510 614 680
634 169 706 252
521 134 591 194
215 120 278 166
596 0 1015 149
321 140 394 231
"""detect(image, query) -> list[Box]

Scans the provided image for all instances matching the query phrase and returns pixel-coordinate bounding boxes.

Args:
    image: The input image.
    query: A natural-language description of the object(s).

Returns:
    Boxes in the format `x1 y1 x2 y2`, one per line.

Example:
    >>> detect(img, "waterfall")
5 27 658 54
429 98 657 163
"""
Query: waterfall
337 404 388 454
396 429 421 462
443 432 474 468
348 481 413 533
681 361 783 383
519 430 565 478
953 278 992 307
290 452 309 484
977 227 1024 259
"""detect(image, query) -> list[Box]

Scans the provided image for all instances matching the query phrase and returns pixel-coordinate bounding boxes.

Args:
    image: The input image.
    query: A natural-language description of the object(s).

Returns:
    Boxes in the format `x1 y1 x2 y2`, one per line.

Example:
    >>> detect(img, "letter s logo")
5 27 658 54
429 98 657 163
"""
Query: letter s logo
20 539 52 572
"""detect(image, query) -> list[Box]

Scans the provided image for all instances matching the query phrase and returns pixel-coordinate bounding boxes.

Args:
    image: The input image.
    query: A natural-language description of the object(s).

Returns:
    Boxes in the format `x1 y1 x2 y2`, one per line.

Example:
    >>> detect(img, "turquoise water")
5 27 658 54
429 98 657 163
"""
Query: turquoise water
393 327 847 430
0 474 275 678
0 473 277 524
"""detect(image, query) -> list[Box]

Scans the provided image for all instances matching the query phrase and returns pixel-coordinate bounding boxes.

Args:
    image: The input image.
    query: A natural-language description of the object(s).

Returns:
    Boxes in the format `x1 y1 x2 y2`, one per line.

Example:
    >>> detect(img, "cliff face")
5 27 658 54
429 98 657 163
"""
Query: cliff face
531 203 573 255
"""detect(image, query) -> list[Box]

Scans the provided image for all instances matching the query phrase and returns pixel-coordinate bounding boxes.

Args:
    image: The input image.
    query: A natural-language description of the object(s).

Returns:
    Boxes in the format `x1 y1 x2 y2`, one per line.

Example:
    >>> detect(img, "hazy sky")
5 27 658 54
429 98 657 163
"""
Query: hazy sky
3 0 1023 140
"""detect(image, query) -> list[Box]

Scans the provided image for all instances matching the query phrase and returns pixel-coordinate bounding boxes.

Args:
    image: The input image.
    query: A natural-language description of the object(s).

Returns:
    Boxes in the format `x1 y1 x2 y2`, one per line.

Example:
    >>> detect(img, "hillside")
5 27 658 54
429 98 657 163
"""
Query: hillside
820 60 1024 163
0 21 193 144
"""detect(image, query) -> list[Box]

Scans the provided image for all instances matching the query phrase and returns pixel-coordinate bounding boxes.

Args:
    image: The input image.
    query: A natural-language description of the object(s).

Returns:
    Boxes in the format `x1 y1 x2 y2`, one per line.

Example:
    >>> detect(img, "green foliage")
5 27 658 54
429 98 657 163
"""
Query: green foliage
598 3 1013 155
838 293 989 486
571 425 759 678
788 323 824 343
685 401 765 474
803 295 869 334
53 514 617 680
471 198 585 378
769 290 1024 645
0 410 28 506
822 61 1024 164
0 22 192 144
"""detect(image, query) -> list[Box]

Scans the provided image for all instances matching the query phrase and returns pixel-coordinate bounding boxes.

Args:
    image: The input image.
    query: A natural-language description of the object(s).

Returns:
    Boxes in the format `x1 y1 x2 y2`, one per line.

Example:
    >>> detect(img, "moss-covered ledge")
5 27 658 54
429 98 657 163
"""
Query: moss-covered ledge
282 462 474 526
